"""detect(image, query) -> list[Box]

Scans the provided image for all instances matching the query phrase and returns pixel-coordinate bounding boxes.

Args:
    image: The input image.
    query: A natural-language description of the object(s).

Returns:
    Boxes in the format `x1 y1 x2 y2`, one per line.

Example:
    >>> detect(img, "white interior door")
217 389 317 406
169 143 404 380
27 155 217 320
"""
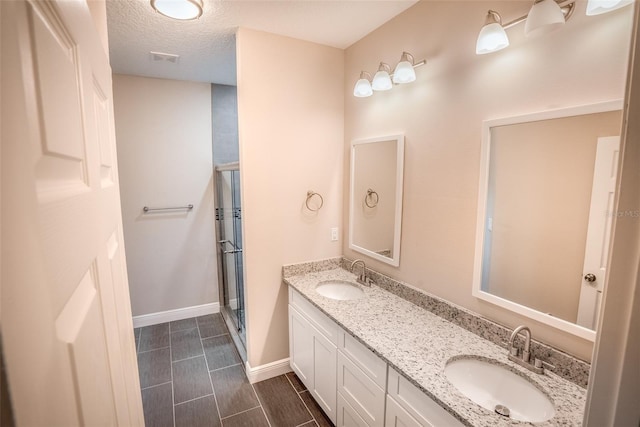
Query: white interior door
1 0 144 425
577 136 621 330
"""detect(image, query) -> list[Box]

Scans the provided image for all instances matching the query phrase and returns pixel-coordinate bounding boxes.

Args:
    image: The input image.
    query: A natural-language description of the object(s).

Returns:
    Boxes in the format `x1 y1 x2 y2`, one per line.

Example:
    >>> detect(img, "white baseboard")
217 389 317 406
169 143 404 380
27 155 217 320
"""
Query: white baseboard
245 358 292 384
133 302 220 328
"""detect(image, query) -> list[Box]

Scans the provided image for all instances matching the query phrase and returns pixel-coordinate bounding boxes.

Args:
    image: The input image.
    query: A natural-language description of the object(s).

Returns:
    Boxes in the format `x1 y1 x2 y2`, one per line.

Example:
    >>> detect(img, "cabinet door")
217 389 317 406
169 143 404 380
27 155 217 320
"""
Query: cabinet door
385 396 422 427
337 351 385 426
337 392 369 427
289 305 314 388
311 325 338 424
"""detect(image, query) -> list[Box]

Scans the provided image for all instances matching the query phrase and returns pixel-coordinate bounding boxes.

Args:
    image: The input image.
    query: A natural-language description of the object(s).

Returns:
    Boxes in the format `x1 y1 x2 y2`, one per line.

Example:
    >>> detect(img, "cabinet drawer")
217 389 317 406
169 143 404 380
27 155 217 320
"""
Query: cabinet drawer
338 329 387 389
338 351 385 427
289 287 339 345
337 392 369 427
387 369 463 427
385 395 421 427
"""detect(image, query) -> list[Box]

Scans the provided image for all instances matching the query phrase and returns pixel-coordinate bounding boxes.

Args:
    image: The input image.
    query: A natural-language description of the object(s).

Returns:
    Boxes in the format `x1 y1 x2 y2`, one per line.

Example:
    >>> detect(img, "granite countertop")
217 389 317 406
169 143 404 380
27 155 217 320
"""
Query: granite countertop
284 268 586 427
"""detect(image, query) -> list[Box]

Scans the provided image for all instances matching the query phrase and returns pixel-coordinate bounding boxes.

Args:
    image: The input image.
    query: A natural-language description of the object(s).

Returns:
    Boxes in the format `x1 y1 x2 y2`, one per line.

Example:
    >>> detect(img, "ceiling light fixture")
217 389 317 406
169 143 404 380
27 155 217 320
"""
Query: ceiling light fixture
476 0 576 55
150 0 203 20
476 10 510 55
353 52 426 98
586 0 634 15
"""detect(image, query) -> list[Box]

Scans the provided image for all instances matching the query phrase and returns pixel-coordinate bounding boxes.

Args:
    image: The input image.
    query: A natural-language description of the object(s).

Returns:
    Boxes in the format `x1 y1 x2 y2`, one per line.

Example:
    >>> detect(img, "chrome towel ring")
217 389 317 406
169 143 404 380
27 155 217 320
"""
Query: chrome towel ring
306 190 324 211
365 189 379 208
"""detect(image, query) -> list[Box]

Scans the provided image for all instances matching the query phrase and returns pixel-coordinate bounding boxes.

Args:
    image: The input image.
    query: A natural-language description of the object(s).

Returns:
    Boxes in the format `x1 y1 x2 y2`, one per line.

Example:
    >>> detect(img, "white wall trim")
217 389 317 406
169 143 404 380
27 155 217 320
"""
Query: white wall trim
132 302 220 328
245 358 292 384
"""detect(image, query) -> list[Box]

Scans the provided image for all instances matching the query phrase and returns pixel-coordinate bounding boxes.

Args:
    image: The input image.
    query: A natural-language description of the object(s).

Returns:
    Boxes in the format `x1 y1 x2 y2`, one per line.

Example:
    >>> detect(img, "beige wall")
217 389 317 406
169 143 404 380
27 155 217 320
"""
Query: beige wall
352 140 397 256
113 74 218 316
344 1 633 361
487 111 621 323
236 29 344 366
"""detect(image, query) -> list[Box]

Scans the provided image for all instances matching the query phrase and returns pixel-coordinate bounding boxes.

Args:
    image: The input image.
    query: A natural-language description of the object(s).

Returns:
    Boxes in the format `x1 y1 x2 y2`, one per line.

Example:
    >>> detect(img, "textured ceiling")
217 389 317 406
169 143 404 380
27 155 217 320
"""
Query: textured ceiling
107 0 417 85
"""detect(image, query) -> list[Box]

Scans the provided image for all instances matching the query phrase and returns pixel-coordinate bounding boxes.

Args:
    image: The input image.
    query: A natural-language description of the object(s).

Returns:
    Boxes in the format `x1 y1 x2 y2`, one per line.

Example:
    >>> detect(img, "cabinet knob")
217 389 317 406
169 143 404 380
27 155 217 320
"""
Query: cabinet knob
584 273 597 283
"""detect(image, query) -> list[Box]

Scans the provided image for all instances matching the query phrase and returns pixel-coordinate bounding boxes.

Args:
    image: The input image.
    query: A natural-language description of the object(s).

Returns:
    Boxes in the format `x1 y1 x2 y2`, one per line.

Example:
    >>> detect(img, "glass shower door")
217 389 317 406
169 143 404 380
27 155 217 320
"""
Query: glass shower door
216 168 246 349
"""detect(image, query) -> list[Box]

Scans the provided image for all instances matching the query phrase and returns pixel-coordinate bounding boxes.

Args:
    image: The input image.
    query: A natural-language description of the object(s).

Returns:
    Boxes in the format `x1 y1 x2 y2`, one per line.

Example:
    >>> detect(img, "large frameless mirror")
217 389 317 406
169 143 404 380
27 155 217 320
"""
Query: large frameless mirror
472 101 623 341
349 135 404 267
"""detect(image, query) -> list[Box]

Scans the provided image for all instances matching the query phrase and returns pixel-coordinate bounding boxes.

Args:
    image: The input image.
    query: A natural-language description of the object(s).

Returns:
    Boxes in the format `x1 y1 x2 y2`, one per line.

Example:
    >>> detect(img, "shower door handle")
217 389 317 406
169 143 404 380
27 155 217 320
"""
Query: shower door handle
219 240 242 254
218 239 236 250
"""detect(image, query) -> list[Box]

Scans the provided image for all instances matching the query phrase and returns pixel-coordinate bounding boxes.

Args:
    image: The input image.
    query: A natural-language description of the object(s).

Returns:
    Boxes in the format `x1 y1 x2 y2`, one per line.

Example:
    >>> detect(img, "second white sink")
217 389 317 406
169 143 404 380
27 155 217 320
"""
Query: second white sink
315 280 365 300
445 357 555 423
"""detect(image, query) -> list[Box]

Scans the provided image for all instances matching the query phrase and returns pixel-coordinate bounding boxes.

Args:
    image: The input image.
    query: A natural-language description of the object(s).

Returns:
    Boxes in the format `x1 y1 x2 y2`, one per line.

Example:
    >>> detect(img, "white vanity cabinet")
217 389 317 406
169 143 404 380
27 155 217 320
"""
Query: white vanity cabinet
289 288 338 423
386 369 464 427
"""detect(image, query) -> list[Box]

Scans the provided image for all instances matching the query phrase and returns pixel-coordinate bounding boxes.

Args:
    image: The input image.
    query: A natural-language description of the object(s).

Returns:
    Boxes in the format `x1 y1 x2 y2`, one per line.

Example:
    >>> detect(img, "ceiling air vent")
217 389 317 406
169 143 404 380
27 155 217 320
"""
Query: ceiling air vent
150 51 180 64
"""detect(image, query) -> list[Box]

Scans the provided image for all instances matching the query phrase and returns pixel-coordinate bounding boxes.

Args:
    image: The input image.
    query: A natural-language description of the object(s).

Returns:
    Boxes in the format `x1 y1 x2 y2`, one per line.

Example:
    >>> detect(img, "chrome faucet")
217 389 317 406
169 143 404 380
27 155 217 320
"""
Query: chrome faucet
508 325 532 362
350 259 374 286
507 325 545 374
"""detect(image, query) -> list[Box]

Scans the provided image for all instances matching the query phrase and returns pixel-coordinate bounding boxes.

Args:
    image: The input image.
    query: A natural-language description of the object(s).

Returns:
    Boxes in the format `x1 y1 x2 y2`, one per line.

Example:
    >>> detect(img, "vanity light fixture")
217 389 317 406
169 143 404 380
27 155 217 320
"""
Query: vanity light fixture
476 10 510 55
372 63 393 91
393 52 417 84
353 72 374 98
586 0 634 15
525 0 566 37
476 0 575 55
150 0 203 20
353 52 426 98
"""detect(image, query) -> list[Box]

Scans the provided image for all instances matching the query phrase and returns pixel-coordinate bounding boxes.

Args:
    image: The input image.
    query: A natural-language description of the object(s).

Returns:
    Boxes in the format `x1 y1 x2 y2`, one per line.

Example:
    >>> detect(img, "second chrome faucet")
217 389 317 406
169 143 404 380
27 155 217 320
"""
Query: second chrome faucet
350 259 374 286
507 325 550 374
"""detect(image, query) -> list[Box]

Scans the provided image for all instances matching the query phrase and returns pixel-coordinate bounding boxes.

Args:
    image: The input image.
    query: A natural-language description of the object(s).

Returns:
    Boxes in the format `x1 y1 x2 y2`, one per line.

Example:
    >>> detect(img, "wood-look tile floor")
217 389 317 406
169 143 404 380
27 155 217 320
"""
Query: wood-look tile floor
135 314 333 427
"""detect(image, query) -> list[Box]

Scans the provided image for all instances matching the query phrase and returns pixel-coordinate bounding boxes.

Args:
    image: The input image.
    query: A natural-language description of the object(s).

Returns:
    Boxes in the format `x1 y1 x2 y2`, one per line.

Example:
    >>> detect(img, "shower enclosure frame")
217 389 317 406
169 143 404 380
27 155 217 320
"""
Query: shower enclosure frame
214 162 247 362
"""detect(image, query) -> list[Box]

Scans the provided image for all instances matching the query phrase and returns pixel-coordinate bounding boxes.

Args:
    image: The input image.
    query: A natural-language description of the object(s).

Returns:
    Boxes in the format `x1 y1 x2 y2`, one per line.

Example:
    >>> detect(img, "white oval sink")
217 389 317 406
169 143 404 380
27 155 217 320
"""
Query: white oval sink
445 357 555 423
315 280 365 300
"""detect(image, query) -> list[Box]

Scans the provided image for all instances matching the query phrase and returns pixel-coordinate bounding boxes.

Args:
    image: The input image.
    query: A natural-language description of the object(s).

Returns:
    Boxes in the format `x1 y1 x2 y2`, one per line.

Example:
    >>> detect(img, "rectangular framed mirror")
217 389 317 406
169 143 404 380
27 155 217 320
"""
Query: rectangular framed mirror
349 135 404 266
472 101 623 341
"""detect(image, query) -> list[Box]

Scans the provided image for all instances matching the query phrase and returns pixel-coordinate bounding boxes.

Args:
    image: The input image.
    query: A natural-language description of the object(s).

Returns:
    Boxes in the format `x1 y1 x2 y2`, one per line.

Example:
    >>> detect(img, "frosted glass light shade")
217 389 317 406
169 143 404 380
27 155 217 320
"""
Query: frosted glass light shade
476 22 510 54
372 71 392 91
586 0 634 15
525 0 565 37
393 52 416 84
353 73 373 97
151 0 203 20
372 63 392 91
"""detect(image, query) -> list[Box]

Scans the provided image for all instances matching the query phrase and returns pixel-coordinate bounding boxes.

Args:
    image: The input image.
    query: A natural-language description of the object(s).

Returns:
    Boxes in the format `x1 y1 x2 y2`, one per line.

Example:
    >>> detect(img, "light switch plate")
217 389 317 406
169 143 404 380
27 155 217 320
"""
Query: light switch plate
331 227 339 241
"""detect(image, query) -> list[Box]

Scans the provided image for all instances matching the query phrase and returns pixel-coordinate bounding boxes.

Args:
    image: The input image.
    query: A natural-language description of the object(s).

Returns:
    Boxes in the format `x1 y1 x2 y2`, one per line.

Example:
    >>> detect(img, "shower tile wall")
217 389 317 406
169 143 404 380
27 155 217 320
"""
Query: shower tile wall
211 84 239 166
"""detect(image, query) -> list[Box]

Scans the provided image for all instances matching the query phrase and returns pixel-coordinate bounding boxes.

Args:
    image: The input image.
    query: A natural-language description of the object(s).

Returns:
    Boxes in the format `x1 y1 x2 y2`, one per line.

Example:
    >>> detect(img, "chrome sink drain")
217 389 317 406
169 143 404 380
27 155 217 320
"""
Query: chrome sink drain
495 404 511 418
